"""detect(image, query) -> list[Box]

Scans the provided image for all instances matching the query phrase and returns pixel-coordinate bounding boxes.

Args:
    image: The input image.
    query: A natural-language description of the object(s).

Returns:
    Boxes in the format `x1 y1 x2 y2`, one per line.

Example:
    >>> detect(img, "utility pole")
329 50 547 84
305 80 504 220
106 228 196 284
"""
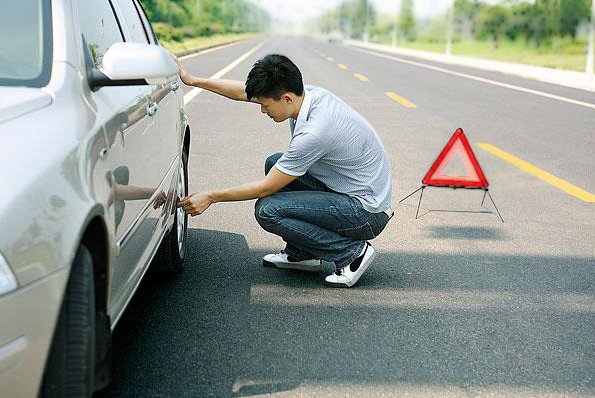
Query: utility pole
392 0 398 47
587 0 595 75
349 1 354 39
364 0 370 43
446 0 454 56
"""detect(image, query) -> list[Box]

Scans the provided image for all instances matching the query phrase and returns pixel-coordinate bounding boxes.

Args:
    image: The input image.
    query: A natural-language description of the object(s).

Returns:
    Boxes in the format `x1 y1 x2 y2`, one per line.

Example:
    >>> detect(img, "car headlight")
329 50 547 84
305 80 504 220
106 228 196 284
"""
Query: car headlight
0 252 18 296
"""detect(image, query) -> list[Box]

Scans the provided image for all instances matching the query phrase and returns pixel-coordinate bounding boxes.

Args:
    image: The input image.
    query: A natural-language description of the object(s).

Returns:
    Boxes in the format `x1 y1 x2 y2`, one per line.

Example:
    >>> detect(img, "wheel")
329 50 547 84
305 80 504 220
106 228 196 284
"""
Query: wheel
40 245 96 398
153 151 188 273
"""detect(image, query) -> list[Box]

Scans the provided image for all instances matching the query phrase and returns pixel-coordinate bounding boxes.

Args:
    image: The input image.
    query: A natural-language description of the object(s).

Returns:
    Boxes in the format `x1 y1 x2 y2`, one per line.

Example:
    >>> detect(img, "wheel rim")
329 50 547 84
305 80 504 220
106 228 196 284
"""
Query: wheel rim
176 160 187 255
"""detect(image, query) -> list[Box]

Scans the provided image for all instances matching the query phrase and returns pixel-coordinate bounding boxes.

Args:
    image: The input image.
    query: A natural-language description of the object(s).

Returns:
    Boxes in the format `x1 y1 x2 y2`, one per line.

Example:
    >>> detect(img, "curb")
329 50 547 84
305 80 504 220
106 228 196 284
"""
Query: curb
343 39 595 94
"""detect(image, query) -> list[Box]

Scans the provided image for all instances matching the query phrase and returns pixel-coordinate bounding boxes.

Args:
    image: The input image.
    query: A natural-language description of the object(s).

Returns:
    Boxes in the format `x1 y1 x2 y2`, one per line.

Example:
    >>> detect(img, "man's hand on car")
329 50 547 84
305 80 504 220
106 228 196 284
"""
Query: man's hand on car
169 51 193 86
178 192 212 216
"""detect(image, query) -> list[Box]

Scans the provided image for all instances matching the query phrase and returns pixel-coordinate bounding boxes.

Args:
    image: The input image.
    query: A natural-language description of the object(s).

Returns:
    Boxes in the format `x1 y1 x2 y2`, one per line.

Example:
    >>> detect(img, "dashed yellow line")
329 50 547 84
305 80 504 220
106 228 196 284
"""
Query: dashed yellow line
327 57 334 62
385 92 416 108
477 143 595 202
337 63 347 70
354 73 369 81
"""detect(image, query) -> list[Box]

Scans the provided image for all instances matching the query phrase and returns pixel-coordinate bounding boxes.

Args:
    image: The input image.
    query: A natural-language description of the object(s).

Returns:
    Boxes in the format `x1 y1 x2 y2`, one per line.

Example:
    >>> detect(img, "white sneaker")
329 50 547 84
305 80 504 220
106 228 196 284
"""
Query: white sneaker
324 243 376 288
263 250 323 271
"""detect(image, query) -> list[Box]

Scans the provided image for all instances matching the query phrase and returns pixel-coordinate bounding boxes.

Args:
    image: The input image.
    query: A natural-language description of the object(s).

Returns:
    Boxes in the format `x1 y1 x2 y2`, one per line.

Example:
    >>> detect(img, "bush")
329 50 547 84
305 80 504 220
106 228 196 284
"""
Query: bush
153 22 173 42
179 26 197 38
152 22 190 42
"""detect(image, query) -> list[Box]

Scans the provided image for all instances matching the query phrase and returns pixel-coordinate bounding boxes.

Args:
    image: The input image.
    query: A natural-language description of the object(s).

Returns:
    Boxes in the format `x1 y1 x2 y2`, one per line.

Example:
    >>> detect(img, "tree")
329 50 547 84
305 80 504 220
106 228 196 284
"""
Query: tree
505 1 532 41
139 0 270 37
454 0 485 37
560 0 590 38
474 5 510 41
398 0 416 40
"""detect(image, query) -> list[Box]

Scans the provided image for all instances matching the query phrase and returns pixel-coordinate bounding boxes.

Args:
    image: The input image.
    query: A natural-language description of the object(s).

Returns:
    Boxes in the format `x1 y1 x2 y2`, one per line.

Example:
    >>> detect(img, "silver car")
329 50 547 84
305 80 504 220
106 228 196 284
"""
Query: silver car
0 0 190 396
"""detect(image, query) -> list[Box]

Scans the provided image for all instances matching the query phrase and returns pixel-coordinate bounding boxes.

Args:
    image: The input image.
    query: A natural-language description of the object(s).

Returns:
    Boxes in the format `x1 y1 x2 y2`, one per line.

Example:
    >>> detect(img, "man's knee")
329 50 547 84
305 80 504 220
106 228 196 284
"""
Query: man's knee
254 195 281 229
264 152 284 175
254 196 270 224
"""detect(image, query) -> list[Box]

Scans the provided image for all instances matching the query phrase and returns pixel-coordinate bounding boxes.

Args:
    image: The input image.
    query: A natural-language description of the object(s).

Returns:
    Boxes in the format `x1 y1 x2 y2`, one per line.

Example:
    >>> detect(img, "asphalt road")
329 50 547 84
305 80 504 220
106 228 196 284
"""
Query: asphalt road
98 37 595 397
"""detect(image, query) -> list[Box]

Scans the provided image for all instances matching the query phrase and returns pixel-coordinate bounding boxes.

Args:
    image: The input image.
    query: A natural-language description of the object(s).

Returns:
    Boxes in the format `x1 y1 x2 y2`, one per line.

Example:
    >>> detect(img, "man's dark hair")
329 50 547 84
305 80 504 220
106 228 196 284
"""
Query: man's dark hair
245 54 304 101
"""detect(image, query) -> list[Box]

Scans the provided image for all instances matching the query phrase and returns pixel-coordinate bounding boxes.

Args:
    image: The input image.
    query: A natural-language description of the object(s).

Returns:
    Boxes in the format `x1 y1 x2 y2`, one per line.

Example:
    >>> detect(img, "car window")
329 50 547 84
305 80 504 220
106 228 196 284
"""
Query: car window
78 0 124 68
133 0 158 45
0 0 51 87
116 0 149 43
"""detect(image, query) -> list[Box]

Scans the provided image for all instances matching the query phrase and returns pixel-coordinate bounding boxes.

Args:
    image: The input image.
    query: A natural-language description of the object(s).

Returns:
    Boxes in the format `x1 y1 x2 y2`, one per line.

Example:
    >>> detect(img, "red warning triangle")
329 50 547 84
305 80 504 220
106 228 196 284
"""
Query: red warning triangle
422 128 489 188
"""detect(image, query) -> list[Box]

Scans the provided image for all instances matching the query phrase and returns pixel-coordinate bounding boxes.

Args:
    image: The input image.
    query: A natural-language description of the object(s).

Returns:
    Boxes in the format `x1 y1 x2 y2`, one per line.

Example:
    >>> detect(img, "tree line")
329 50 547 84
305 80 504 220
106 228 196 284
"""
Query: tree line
315 0 592 46
454 0 591 46
139 0 269 41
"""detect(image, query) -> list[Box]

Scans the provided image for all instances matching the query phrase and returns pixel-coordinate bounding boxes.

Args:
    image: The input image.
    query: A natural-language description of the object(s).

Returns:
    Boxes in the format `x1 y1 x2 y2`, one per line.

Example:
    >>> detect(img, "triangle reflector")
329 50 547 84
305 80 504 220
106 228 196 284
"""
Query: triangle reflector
422 128 489 188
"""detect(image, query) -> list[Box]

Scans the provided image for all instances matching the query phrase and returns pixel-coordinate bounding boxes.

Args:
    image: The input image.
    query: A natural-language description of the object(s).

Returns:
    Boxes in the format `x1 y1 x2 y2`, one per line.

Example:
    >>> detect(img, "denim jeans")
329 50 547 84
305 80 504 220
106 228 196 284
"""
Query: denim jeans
254 152 390 268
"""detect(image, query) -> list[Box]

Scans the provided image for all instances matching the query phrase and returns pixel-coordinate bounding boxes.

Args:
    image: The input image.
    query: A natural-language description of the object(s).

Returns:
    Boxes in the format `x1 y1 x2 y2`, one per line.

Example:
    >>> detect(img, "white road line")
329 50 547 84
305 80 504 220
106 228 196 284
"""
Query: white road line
183 40 267 105
350 46 595 111
179 40 242 61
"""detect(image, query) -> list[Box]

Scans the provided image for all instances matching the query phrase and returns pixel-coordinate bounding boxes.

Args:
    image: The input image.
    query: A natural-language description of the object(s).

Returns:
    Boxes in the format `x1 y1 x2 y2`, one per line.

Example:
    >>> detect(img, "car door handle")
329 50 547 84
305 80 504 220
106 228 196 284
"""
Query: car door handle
170 80 180 91
146 102 158 116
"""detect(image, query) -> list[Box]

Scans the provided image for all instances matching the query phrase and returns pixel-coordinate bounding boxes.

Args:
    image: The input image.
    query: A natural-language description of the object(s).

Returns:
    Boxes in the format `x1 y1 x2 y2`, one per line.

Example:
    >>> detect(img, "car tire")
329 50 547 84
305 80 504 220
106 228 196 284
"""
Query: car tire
153 151 188 273
40 245 96 398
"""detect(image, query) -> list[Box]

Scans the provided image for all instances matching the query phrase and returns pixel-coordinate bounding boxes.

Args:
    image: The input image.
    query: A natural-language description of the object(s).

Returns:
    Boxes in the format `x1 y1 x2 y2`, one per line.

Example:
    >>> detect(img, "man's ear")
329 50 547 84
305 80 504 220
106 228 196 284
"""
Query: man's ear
282 93 293 104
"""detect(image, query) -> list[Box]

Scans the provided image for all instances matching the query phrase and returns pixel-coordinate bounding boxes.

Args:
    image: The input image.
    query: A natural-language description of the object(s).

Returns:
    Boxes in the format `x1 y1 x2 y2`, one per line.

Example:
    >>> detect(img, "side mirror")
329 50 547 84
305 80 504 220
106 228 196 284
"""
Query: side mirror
87 42 178 90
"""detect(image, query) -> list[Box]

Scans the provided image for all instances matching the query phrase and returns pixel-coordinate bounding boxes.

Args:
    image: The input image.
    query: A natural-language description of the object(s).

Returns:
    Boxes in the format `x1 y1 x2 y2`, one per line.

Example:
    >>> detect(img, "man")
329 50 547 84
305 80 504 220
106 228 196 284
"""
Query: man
174 53 393 288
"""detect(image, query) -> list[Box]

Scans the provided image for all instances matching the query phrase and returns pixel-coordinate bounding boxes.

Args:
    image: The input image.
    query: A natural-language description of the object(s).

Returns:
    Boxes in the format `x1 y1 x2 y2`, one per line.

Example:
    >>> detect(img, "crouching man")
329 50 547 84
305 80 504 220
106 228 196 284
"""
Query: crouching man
175 53 393 287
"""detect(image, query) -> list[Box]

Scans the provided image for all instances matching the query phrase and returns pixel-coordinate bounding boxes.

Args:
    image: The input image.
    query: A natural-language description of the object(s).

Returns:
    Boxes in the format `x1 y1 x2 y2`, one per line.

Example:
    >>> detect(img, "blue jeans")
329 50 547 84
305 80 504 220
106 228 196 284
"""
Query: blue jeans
254 153 390 269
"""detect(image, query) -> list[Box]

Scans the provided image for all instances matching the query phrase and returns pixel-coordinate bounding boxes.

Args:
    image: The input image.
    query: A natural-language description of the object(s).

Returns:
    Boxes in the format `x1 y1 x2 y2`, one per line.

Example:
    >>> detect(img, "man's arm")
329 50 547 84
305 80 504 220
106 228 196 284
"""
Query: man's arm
171 53 256 102
178 168 297 216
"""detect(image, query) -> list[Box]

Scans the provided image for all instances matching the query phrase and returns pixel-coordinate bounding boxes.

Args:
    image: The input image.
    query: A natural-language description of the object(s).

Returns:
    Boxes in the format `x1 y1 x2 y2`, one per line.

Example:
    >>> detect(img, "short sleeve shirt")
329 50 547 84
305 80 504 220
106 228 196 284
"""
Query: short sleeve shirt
275 85 392 213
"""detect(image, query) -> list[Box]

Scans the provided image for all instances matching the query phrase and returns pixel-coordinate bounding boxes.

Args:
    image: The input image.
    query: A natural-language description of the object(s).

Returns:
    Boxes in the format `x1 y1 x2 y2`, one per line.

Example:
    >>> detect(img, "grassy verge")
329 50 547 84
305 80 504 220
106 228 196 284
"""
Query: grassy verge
160 33 257 53
373 38 588 72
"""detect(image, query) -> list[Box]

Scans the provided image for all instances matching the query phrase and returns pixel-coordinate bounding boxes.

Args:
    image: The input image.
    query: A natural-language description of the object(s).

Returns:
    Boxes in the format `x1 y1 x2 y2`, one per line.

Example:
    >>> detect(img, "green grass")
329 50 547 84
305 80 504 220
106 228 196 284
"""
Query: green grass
161 33 257 53
397 41 447 53
373 38 588 72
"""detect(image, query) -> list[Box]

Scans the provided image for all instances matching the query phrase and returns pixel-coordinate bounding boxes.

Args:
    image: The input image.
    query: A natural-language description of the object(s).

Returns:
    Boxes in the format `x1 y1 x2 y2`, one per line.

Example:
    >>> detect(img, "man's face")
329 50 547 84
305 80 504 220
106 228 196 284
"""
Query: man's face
257 94 293 123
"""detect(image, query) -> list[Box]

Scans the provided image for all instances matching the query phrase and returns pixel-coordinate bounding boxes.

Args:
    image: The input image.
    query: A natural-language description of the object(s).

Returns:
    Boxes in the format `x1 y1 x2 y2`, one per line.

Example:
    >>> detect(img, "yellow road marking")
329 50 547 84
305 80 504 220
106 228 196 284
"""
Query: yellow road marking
385 91 416 108
477 143 595 202
337 63 347 70
327 57 334 62
320 52 325 57
354 73 369 81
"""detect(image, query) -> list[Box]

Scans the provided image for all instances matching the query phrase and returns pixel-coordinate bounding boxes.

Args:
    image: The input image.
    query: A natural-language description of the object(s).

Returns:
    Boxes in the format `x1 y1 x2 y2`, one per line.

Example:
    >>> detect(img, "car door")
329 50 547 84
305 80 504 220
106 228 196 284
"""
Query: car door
133 0 183 232
134 0 182 148
75 0 164 316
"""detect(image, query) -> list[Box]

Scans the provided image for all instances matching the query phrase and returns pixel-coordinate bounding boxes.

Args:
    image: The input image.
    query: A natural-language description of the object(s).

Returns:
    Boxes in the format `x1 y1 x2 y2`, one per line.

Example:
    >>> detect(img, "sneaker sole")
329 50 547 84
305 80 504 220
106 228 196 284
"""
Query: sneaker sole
322 280 351 288
262 259 278 268
262 259 322 272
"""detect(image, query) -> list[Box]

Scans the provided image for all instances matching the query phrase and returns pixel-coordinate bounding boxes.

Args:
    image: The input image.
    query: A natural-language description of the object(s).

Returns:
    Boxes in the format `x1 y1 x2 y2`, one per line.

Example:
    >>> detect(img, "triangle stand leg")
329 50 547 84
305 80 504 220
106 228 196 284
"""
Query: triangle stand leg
415 186 426 219
482 189 504 223
399 186 424 204
399 186 427 220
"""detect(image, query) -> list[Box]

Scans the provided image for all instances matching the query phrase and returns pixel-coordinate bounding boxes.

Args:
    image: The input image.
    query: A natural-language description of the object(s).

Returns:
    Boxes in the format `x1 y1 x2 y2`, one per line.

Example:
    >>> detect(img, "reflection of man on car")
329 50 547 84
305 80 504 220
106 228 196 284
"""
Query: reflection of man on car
107 166 167 228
